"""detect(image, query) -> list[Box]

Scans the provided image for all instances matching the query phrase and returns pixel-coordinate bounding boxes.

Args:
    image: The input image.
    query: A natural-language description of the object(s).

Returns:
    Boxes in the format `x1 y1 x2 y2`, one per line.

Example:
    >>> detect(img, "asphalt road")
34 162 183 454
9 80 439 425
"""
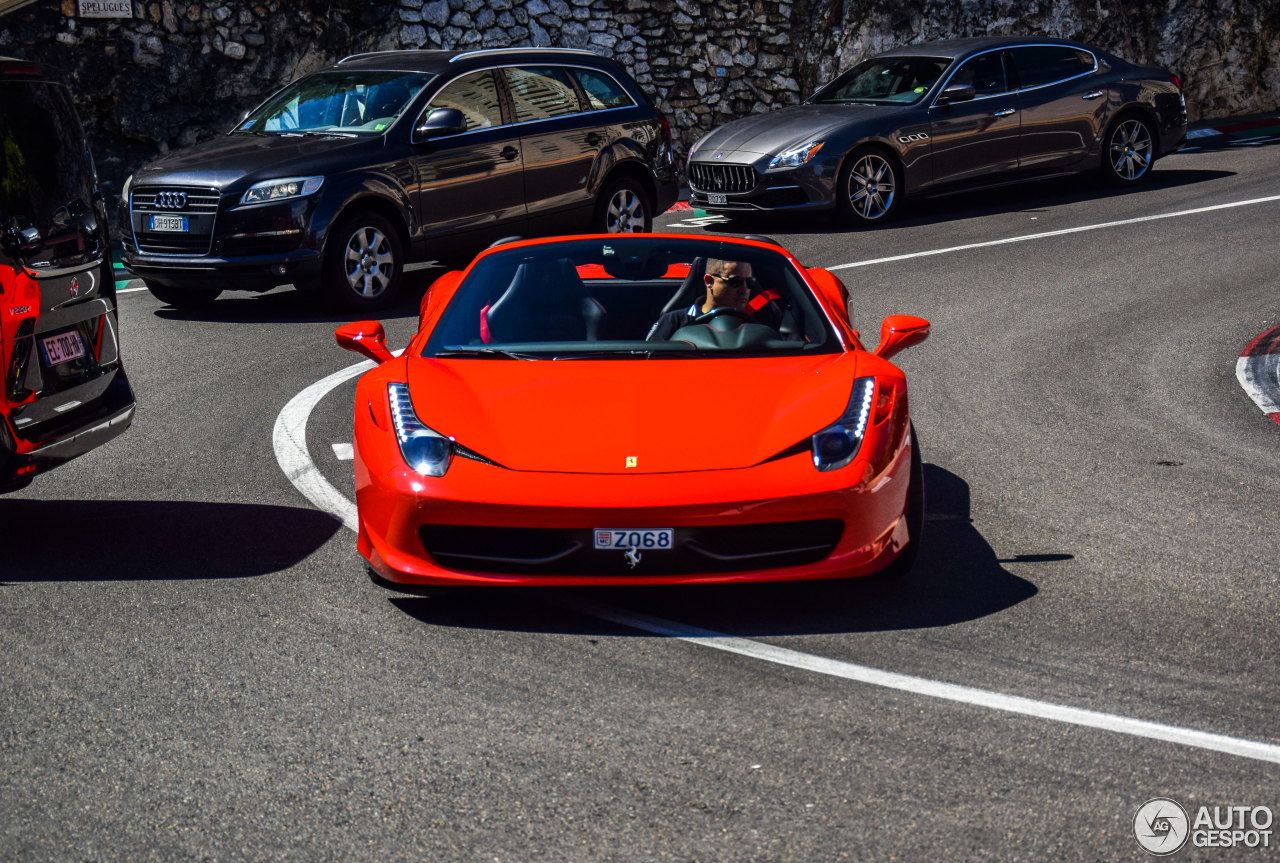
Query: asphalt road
3 138 1278 861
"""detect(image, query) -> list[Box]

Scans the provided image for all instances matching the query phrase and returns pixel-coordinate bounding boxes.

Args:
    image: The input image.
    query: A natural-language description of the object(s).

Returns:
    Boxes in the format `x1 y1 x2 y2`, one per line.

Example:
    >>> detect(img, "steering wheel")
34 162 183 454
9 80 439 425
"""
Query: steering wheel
694 307 750 324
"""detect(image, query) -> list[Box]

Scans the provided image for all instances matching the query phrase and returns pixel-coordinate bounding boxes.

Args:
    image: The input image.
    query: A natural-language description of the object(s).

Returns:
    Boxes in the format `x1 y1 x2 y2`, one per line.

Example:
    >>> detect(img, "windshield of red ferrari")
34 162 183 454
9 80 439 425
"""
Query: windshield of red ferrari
810 56 951 105
422 237 843 359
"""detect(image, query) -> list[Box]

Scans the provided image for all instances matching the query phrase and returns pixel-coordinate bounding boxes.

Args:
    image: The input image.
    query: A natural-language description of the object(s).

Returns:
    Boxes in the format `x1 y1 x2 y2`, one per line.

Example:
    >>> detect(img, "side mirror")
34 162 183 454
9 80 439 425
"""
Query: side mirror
936 83 976 105
335 320 395 364
413 107 467 142
872 314 930 361
806 266 852 328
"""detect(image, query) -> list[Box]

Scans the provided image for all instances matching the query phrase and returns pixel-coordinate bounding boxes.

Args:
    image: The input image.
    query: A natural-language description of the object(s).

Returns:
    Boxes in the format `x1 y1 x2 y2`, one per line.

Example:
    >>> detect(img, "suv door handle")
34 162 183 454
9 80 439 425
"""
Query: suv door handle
993 107 1016 117
500 146 519 161
1082 90 1104 100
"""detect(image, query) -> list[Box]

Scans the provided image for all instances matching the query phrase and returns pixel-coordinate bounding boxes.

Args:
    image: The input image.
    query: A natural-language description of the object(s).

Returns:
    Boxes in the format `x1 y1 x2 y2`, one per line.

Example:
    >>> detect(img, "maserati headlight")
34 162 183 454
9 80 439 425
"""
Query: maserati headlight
811 377 875 472
388 383 453 477
239 176 324 206
768 140 824 170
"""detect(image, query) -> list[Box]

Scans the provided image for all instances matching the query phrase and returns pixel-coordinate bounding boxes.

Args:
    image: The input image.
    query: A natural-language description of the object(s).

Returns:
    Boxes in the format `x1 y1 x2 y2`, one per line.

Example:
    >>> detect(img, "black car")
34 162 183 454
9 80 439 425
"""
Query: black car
0 58 135 492
120 47 679 310
687 37 1187 224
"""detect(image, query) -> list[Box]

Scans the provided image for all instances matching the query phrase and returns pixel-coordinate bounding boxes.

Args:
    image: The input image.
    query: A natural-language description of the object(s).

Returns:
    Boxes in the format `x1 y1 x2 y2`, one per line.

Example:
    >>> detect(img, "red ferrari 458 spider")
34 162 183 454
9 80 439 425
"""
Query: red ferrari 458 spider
336 233 929 588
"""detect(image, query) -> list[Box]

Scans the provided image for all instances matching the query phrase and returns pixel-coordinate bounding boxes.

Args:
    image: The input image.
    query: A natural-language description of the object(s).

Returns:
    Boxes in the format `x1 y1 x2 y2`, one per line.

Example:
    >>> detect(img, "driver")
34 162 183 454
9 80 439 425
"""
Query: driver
646 258 776 341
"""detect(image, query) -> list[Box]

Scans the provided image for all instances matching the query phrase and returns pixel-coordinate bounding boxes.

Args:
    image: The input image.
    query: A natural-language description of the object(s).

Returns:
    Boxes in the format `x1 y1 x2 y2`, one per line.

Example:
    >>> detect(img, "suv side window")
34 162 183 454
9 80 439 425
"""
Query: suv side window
427 69 504 131
503 67 582 122
569 68 633 110
1010 46 1096 89
949 51 1010 97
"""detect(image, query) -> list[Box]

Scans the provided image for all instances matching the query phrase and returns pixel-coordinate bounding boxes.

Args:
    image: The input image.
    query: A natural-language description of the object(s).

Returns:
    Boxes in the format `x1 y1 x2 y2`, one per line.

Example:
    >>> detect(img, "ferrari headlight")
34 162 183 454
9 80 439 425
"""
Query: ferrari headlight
239 176 324 206
768 140 824 170
388 383 453 477
812 377 875 471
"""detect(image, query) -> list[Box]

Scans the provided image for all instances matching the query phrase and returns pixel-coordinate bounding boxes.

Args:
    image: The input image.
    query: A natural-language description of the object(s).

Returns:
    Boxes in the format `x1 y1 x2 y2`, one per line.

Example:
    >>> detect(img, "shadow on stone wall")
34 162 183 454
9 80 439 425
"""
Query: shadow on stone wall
1 0 1276 204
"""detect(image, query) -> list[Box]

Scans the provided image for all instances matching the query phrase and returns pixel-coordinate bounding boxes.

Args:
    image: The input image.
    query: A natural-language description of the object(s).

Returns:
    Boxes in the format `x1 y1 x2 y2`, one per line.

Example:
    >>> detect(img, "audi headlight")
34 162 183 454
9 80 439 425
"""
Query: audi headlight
121 173 133 201
388 383 453 477
239 176 324 206
768 140 824 170
812 377 875 472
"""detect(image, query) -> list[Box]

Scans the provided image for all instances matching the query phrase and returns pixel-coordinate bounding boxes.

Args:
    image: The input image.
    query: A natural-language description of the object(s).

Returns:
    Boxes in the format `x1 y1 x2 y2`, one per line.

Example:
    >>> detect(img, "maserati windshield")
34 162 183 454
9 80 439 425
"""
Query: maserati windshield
810 56 950 105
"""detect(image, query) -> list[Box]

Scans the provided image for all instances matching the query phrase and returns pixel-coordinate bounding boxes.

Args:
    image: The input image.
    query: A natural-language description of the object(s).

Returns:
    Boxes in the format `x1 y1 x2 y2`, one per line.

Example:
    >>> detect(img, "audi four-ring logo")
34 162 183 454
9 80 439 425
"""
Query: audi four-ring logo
156 191 188 209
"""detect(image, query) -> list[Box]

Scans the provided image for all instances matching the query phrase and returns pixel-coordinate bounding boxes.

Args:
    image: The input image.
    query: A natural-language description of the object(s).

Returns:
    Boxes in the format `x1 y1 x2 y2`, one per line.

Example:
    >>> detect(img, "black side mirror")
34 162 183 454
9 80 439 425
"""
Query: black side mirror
936 84 976 105
414 107 467 142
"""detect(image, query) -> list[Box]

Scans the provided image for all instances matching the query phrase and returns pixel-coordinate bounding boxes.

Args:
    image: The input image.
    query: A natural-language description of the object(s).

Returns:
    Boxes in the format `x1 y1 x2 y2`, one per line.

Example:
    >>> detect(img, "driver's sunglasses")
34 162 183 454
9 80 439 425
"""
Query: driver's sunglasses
710 273 747 287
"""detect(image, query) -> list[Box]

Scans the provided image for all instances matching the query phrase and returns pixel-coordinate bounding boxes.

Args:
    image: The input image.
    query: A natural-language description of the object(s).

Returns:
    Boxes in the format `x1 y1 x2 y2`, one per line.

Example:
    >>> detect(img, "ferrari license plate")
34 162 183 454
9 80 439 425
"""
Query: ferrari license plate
41 330 86 365
149 214 188 232
707 193 727 205
593 528 673 550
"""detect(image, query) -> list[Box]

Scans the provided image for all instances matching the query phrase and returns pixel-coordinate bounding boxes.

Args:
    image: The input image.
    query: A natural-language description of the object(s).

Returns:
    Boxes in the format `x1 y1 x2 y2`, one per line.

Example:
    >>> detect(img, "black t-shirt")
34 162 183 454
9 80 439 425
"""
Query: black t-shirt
645 303 701 341
645 297 786 342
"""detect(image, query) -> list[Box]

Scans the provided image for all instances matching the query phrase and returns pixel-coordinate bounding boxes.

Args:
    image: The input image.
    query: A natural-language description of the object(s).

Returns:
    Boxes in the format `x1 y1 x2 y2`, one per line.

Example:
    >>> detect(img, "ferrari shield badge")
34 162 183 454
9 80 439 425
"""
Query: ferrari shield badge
625 456 637 468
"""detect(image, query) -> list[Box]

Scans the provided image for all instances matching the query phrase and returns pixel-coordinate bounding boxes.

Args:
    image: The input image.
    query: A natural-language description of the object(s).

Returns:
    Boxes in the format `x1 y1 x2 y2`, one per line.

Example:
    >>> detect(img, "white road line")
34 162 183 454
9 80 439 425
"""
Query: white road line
332 442 354 461
117 285 148 294
272 361 370 532
275 346 1280 768
827 194 1280 271
561 597 1280 766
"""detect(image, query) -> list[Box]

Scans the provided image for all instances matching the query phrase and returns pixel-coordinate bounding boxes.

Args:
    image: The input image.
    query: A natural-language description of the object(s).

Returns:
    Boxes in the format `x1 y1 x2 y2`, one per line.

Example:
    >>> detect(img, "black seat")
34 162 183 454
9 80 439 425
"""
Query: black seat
485 258 606 342
658 257 707 314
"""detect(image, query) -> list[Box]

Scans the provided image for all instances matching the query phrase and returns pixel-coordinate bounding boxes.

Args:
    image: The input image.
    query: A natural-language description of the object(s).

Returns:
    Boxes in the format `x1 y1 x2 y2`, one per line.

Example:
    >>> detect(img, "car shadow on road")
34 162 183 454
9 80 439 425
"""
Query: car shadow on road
0 500 342 582
146 265 448 326
391 464 1058 637
693 167 1236 237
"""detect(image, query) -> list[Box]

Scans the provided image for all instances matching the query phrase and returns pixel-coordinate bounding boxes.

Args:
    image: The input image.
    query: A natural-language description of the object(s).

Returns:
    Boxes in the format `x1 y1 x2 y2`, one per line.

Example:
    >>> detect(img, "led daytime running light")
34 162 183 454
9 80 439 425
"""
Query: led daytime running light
388 383 453 477
811 376 875 472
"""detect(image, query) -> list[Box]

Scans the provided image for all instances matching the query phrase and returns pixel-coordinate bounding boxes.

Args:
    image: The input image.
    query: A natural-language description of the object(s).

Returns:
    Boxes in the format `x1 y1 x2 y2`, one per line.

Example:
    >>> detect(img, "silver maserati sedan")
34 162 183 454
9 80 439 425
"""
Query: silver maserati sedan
687 36 1187 225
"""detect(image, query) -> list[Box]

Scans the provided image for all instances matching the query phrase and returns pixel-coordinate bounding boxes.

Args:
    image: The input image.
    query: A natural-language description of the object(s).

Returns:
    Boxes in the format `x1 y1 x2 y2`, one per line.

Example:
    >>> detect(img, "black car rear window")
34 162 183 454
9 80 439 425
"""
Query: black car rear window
0 80 104 272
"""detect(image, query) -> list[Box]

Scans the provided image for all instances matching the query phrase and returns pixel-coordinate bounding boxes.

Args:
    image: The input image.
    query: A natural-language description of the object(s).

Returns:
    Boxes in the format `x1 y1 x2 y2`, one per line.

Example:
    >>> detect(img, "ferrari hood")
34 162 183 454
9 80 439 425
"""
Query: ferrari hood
404 354 863 473
690 103 887 161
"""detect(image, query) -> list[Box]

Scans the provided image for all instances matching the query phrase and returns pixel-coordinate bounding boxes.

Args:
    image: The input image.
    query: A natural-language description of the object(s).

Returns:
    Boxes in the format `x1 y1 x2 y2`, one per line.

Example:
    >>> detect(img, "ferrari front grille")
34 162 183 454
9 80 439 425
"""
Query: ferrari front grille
418 520 843 576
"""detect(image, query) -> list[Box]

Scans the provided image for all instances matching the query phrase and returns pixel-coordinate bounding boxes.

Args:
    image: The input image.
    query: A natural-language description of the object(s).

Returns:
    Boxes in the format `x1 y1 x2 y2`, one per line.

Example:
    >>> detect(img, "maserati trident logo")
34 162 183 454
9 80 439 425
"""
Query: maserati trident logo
156 191 188 210
624 547 642 569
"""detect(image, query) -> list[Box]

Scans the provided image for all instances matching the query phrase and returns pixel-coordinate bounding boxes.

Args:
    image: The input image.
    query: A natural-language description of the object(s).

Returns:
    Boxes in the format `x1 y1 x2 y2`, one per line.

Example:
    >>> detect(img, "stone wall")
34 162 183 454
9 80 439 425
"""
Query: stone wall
1 0 1277 203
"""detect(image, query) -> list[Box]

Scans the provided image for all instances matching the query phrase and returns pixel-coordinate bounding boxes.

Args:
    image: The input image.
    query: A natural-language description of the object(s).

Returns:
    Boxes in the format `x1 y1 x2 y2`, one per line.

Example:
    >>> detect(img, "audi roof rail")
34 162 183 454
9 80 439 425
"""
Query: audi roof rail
337 49 438 64
449 47 598 62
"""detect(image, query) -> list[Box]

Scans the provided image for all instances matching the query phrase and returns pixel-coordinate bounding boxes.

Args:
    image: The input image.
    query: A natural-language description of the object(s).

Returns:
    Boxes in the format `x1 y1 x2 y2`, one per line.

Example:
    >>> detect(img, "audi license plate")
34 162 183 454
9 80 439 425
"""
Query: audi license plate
707 193 727 205
41 330 86 365
149 214 188 232
593 529 674 551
